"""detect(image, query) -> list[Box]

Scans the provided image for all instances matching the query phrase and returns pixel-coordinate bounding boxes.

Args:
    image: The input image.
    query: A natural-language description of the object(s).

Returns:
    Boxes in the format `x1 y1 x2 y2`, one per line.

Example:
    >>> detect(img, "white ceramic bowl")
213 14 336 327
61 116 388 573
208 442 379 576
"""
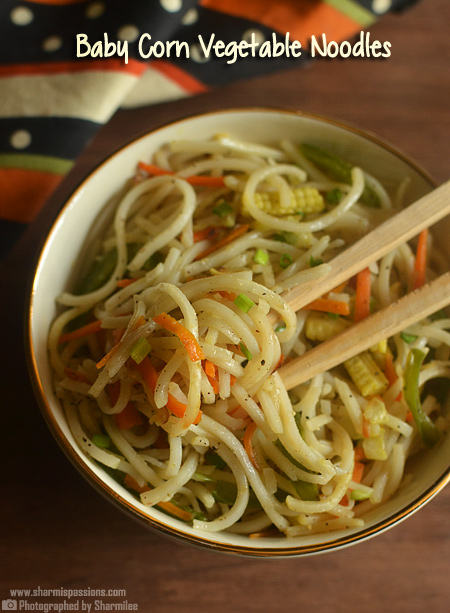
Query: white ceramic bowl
27 108 450 557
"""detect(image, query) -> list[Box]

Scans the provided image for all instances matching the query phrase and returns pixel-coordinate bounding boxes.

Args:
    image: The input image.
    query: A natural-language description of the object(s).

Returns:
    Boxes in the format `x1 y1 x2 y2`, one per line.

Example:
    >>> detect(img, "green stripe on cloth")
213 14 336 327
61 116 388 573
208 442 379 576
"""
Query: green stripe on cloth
323 0 376 27
0 153 73 175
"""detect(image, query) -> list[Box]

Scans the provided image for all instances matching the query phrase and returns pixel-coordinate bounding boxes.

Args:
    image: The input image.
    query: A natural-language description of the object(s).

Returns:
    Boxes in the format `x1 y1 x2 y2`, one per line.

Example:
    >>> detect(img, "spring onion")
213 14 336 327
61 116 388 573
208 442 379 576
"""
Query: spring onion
212 201 233 218
272 231 298 245
254 249 269 265
310 255 324 267
350 489 371 501
404 349 440 447
239 342 252 361
130 337 152 365
92 434 111 449
325 188 343 204
234 293 255 313
279 253 293 269
401 332 418 344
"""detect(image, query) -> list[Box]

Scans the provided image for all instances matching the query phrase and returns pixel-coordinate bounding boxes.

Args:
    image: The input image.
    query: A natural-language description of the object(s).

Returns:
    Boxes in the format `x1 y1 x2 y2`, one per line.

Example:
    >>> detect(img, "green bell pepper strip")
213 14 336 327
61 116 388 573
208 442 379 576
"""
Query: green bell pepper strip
404 349 440 447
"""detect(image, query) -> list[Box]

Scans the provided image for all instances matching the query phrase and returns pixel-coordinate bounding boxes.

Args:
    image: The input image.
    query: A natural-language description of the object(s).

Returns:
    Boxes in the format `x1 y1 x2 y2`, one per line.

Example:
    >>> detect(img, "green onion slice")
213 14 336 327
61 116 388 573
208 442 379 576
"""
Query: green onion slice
279 253 293 269
254 249 269 266
130 337 152 364
239 342 252 361
92 434 111 449
234 293 255 313
212 202 233 218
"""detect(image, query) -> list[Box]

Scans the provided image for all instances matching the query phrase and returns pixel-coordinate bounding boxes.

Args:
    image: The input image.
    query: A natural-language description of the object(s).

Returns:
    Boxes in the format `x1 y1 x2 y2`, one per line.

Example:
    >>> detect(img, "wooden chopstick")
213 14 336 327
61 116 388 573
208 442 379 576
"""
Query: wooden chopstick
279 178 450 315
278 271 450 391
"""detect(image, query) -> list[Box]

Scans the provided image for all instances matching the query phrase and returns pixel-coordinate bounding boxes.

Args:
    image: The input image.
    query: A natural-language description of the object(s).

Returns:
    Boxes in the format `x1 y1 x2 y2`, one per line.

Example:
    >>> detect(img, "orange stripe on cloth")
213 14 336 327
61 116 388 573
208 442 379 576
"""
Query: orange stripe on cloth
199 0 360 47
0 58 145 78
150 61 208 94
0 168 62 223
25 0 88 5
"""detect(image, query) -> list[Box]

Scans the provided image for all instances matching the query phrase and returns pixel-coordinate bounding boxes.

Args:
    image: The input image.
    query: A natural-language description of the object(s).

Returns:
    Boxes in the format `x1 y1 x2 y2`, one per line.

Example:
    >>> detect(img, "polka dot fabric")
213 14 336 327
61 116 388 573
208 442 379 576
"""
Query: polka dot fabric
0 0 419 256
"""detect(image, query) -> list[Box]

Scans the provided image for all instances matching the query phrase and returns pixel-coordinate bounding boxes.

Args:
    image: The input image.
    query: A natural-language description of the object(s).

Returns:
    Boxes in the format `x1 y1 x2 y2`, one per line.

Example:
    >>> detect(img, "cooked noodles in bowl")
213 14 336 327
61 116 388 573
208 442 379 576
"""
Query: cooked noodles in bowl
45 128 450 541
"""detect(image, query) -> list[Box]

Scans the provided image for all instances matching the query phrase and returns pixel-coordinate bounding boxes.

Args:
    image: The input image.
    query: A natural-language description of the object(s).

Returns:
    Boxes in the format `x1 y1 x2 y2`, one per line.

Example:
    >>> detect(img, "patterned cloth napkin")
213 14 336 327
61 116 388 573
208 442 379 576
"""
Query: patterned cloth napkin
0 0 419 257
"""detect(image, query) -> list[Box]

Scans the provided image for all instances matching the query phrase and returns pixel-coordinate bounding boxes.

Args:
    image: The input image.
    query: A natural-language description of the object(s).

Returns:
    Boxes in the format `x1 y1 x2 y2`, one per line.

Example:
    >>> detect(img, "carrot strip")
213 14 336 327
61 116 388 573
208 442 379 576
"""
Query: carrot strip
354 267 371 322
385 352 403 401
352 461 365 484
153 312 205 362
216 290 238 301
362 419 371 439
58 319 103 344
354 446 366 462
138 161 225 187
243 421 260 471
193 226 221 243
138 161 173 176
195 224 249 261
204 360 216 378
117 278 139 288
134 356 202 424
305 297 350 316
114 402 144 430
330 280 347 294
413 228 428 289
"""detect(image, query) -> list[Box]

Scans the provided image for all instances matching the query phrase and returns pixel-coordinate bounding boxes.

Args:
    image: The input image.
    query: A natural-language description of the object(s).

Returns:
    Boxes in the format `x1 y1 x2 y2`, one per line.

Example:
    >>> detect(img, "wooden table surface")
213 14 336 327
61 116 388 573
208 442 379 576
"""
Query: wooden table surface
2 1 449 611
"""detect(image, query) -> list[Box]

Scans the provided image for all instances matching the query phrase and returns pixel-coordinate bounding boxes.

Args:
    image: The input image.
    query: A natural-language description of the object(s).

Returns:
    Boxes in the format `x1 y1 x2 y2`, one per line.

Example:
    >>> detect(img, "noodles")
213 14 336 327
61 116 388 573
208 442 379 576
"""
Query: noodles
49 134 450 538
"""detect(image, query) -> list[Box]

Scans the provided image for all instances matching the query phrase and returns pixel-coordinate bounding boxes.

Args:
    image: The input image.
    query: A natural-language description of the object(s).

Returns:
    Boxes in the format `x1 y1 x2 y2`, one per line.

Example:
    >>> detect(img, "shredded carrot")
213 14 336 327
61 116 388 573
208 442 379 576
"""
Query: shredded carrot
413 228 428 289
124 474 150 494
156 500 193 522
195 224 250 261
138 161 225 187
208 375 220 395
124 474 193 521
138 162 173 176
204 360 216 378
354 267 372 322
193 226 221 243
96 315 146 370
153 312 205 362
216 290 238 301
362 418 371 439
330 281 348 294
204 359 219 394
114 402 144 430
58 319 103 344
63 367 90 384
305 297 350 316
352 461 365 484
134 356 201 424
406 410 414 423
243 421 260 471
384 352 403 401
117 278 138 288
340 494 349 507
354 446 366 462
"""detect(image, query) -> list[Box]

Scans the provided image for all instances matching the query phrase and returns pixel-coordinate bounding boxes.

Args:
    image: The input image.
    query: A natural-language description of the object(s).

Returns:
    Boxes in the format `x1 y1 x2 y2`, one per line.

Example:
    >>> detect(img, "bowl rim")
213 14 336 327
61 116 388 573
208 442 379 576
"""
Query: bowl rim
25 106 450 557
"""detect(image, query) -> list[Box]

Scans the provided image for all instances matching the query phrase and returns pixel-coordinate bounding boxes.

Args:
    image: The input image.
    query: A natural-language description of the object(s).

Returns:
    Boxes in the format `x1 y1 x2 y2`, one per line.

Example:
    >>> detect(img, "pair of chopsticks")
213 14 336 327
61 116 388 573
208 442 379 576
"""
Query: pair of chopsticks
277 179 450 391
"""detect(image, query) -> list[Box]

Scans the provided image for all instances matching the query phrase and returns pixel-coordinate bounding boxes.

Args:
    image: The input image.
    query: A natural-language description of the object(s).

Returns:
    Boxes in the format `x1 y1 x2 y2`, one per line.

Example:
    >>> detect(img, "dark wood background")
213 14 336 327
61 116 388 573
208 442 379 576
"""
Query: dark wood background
2 1 449 611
